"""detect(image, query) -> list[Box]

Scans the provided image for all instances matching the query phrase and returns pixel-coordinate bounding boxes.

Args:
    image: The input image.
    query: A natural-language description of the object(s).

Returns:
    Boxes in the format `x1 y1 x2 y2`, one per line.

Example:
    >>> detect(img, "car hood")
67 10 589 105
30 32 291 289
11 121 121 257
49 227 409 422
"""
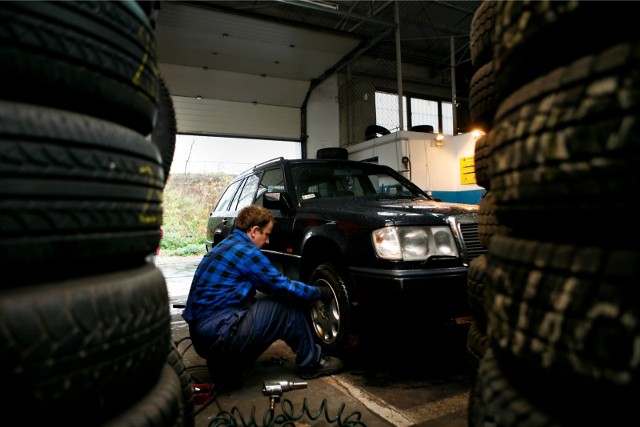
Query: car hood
299 196 479 227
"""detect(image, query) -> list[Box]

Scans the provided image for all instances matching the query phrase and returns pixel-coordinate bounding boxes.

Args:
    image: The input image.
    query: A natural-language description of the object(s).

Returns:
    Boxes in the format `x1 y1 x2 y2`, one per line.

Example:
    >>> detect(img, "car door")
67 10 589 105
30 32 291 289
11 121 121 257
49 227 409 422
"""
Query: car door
255 166 299 279
206 178 242 250
206 171 260 250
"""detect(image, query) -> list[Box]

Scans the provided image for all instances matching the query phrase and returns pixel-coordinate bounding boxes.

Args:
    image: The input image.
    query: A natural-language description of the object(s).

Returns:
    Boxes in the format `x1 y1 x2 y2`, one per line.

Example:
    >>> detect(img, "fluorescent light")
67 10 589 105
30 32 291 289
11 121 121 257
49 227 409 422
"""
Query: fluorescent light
288 0 339 10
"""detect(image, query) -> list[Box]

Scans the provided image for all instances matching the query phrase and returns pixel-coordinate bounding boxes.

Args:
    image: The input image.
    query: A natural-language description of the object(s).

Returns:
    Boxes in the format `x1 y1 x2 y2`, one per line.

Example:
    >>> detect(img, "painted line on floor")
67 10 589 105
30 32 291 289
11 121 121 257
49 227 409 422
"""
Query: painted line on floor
323 375 415 426
404 391 469 422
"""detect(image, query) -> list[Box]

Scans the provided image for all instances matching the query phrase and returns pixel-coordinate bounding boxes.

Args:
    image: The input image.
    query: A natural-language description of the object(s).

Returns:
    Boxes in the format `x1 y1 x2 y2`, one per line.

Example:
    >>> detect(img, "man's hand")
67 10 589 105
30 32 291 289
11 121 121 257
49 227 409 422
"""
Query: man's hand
317 286 333 302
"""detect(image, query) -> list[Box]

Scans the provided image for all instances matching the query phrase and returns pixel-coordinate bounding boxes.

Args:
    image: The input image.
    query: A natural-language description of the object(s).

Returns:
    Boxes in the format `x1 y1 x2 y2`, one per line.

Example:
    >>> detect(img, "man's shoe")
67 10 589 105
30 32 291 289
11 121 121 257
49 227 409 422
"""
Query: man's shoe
299 354 344 380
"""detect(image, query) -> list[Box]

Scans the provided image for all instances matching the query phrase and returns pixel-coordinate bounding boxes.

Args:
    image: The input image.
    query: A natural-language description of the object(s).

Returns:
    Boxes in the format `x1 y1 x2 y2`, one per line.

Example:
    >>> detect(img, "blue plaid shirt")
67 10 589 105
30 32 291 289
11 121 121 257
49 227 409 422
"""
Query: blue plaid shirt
182 228 321 325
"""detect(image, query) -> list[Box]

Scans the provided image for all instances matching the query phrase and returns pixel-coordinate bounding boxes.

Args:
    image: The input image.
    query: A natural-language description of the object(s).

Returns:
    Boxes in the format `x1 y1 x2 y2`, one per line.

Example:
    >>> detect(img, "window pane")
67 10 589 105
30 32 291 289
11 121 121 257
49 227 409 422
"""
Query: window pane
214 179 241 212
442 101 454 135
375 92 399 132
375 92 409 131
234 173 260 211
255 167 285 206
410 98 439 131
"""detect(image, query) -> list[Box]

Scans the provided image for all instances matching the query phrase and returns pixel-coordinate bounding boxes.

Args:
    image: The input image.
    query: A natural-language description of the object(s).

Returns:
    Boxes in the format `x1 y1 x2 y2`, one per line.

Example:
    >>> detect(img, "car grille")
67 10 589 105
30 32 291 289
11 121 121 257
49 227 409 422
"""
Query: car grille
459 222 487 262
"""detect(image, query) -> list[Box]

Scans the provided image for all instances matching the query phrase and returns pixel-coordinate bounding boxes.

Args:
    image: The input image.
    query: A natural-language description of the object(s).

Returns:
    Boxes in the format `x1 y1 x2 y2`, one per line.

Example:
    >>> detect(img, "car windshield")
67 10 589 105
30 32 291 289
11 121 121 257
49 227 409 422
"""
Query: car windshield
290 162 430 202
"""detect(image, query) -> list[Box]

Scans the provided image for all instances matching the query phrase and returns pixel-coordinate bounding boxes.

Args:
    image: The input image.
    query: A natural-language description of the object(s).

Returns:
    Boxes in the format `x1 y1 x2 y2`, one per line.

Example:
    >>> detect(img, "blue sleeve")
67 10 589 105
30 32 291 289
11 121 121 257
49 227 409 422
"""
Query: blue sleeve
240 246 320 302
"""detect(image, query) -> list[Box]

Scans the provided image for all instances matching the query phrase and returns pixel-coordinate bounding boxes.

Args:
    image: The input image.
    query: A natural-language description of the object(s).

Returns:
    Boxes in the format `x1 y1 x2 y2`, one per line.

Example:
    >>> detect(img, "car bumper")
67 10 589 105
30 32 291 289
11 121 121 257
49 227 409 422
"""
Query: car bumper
349 265 471 320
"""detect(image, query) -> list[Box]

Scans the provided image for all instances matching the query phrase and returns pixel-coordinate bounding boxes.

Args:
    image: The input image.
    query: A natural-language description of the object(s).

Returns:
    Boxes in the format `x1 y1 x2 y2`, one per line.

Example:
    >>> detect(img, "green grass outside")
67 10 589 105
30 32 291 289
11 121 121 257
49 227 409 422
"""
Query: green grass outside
160 172 234 257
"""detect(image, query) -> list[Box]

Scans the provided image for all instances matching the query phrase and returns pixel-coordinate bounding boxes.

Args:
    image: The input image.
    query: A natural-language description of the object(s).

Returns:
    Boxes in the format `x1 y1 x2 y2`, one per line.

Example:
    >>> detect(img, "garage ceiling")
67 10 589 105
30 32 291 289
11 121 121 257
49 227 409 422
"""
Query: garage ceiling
152 0 481 105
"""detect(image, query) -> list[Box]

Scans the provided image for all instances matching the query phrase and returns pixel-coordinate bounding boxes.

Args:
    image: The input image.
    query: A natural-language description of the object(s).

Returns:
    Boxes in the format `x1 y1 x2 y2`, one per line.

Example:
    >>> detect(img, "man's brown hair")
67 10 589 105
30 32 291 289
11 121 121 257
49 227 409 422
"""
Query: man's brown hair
235 205 274 231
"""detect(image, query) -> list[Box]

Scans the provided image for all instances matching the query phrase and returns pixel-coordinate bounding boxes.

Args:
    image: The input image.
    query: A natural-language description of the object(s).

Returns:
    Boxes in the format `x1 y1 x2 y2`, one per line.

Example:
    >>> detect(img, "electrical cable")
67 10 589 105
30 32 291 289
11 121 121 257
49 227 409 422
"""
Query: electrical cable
403 156 411 181
174 335 194 350
422 138 432 195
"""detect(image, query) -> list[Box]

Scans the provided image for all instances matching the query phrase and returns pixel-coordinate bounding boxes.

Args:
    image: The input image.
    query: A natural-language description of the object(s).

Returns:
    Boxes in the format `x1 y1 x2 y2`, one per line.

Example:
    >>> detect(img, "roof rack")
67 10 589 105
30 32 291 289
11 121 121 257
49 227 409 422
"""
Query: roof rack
253 157 285 169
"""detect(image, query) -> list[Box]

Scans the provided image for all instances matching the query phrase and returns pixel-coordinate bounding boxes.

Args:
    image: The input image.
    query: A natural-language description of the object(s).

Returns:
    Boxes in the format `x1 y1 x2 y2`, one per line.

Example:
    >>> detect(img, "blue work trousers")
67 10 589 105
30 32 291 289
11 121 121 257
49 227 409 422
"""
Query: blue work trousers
204 295 322 380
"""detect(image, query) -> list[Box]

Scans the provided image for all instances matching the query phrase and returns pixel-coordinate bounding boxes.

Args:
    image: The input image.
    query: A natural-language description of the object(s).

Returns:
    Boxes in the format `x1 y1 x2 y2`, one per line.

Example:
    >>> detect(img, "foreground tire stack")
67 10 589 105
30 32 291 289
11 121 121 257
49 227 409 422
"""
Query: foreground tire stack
467 1 640 425
0 2 192 425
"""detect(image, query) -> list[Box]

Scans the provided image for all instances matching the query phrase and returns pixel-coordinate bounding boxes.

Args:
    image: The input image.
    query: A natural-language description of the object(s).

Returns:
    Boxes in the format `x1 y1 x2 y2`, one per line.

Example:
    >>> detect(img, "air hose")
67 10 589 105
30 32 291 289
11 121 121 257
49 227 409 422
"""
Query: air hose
208 397 367 426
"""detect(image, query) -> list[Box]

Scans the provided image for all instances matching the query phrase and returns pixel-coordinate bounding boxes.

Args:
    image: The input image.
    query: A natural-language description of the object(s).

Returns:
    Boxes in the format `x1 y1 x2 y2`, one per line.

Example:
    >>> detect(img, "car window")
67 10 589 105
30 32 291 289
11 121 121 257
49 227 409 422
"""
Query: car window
213 179 242 212
255 167 285 206
234 172 260 211
291 164 378 199
290 162 428 200
291 165 336 198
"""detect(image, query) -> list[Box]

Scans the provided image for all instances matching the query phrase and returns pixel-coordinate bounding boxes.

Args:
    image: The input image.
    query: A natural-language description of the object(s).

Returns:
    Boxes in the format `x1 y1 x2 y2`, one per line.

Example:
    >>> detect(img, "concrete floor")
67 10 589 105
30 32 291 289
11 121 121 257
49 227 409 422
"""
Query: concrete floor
159 256 472 427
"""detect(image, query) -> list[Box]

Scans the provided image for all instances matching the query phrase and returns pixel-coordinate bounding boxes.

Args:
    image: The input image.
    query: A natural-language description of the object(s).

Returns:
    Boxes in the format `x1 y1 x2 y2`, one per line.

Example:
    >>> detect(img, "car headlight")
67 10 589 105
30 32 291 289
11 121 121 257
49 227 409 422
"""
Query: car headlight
371 226 458 261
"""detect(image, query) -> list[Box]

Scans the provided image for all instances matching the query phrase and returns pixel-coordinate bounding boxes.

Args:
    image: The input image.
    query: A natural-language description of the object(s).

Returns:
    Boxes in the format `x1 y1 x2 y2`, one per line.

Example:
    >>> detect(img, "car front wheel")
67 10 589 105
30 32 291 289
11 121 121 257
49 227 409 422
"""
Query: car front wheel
308 263 358 356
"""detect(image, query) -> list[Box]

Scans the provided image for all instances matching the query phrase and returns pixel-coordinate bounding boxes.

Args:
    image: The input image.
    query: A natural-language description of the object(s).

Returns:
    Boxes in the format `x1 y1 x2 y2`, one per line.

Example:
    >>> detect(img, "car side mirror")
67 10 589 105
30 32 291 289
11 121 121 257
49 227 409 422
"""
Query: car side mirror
264 191 293 211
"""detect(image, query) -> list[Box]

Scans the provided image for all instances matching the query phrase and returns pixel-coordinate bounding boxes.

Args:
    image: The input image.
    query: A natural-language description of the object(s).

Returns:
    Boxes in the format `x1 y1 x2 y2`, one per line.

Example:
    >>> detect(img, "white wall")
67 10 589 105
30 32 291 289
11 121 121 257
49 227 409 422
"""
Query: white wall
347 131 484 203
305 74 340 158
406 132 482 194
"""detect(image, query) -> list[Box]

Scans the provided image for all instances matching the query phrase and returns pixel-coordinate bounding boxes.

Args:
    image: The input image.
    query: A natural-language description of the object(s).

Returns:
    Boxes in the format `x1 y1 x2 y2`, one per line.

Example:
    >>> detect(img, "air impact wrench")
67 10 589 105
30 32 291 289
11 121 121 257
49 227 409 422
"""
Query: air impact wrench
262 380 308 413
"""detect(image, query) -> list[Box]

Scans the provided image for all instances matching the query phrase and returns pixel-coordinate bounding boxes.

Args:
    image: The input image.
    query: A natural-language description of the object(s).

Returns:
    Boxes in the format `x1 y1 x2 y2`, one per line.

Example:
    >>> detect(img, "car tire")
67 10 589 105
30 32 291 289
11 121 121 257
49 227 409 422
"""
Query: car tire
316 147 349 160
0 1 159 136
0 102 164 282
308 262 358 356
152 76 177 185
0 264 171 424
102 364 185 427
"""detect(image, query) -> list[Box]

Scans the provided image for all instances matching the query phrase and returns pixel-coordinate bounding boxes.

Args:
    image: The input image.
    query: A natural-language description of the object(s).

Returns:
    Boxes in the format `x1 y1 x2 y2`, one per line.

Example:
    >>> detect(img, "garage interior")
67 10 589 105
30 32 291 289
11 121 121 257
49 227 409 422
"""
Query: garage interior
4 2 638 425
149 0 482 157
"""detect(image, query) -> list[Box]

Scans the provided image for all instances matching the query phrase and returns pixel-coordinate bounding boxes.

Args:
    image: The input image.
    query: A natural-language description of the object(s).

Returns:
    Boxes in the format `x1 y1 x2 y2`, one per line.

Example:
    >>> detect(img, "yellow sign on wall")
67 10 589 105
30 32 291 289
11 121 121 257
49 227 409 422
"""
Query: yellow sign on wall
460 156 476 185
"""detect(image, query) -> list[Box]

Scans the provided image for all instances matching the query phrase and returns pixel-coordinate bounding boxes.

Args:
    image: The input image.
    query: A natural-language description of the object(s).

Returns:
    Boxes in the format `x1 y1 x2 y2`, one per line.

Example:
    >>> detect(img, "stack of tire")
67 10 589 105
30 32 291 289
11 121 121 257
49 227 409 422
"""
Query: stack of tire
0 2 194 425
466 1 639 425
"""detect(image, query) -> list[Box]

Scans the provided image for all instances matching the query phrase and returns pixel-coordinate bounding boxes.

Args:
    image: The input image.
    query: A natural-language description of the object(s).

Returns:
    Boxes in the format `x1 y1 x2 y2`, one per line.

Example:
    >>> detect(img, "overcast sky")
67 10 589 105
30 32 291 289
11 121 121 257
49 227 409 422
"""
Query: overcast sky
170 135 301 175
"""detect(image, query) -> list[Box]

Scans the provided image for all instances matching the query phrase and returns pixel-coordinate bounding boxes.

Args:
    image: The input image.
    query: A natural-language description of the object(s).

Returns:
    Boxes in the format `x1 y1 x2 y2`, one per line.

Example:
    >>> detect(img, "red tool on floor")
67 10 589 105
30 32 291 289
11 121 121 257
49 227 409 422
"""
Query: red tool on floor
192 383 215 405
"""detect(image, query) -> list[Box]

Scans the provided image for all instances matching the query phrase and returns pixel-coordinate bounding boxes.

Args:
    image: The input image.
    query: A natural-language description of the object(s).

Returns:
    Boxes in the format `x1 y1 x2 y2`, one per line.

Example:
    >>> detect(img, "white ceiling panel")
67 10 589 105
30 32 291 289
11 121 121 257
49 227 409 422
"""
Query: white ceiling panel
159 63 310 107
155 1 361 82
171 95 300 139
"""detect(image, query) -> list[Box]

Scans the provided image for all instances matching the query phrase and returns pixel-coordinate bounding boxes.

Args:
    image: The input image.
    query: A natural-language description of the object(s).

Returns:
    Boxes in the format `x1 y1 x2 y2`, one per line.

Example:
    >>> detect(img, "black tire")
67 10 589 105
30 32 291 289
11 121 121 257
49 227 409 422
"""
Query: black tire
0 264 171 425
477 192 510 250
488 42 640 239
308 262 358 356
0 102 164 283
486 235 640 393
473 133 492 190
364 124 390 141
316 147 349 160
469 61 499 131
0 1 159 135
152 76 177 185
492 1 639 98
469 0 496 68
167 342 196 427
471 348 562 427
103 364 185 427
409 124 434 133
467 253 489 324
466 319 488 382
